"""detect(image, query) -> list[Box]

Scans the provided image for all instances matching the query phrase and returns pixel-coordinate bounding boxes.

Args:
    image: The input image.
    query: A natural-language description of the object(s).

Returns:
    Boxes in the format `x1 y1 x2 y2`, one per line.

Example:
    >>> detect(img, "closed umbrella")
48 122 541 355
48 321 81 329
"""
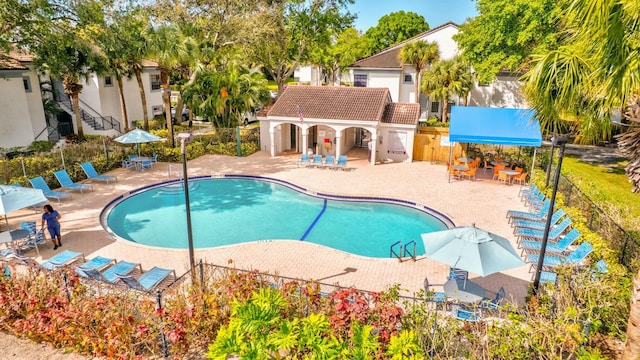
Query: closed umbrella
114 128 162 155
0 185 48 225
421 224 524 277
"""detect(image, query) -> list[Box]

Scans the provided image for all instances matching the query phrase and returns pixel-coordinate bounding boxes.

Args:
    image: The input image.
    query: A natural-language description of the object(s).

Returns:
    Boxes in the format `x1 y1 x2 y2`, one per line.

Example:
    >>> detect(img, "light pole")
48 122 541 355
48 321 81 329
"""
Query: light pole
545 131 556 187
533 135 568 294
178 133 195 273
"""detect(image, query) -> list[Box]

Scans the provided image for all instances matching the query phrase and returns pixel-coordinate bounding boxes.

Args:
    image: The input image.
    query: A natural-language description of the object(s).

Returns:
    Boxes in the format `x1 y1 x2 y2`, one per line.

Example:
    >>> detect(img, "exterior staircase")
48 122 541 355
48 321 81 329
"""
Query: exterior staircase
53 82 122 136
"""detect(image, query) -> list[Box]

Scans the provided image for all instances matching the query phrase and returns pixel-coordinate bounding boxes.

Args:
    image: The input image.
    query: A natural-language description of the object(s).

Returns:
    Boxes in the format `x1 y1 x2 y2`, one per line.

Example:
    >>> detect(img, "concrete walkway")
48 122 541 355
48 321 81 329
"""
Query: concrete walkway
5 150 533 304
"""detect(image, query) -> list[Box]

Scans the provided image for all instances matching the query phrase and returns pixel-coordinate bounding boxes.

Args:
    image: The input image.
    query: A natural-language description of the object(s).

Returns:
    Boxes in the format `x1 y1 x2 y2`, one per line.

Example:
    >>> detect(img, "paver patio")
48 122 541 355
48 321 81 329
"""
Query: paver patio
4 150 533 305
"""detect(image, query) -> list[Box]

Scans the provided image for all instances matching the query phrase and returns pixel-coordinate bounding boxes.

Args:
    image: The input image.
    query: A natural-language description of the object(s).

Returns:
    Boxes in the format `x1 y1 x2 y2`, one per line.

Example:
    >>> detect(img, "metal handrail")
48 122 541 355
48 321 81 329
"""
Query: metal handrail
168 164 182 179
390 240 403 262
403 240 417 261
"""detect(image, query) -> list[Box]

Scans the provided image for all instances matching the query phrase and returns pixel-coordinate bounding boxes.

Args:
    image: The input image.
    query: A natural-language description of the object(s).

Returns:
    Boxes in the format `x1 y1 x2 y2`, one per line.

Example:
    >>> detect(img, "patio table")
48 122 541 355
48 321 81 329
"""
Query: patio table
131 157 152 172
457 157 473 163
491 161 508 166
0 229 30 251
452 165 469 172
499 169 520 184
444 278 486 304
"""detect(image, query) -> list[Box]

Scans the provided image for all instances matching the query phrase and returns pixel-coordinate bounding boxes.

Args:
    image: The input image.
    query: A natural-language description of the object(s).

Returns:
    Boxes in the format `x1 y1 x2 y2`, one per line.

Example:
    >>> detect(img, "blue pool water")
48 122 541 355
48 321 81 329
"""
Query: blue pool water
104 178 450 258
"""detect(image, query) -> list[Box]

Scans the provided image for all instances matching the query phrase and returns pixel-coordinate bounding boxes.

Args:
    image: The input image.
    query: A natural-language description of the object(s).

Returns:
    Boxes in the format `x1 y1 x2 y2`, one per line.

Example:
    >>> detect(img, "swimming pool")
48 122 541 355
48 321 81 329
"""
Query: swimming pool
102 176 453 258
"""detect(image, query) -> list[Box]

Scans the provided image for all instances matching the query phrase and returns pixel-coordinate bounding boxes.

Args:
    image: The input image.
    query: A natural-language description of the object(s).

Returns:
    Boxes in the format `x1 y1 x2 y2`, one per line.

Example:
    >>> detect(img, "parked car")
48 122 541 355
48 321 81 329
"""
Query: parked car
243 111 258 126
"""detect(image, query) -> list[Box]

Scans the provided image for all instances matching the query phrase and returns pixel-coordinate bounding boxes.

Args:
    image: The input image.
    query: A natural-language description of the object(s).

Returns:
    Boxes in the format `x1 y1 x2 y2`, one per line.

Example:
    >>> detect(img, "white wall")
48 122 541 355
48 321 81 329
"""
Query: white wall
377 125 415 163
79 74 103 115
23 67 47 140
421 25 460 61
469 75 528 108
0 71 37 147
123 70 163 123
354 69 402 101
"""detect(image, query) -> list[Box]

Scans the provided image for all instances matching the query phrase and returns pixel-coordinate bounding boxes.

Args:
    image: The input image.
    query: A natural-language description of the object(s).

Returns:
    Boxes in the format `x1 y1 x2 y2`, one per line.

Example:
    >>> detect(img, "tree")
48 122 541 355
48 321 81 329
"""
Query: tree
363 11 429 55
520 0 640 354
27 0 107 139
308 28 368 86
182 58 269 128
398 41 440 103
145 25 191 146
453 0 559 84
420 57 474 122
252 0 355 95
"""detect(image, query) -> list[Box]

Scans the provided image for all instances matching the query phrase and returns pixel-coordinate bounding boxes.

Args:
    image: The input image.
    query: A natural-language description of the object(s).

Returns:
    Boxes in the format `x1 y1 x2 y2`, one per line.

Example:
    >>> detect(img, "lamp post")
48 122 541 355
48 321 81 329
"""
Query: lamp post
545 131 556 187
533 135 568 294
178 133 195 273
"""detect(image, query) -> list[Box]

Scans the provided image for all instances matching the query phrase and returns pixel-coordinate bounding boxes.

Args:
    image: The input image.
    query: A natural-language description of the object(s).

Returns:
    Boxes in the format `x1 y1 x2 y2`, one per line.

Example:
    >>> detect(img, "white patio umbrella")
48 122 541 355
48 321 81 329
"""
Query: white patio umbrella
0 185 48 225
114 128 162 155
421 224 525 277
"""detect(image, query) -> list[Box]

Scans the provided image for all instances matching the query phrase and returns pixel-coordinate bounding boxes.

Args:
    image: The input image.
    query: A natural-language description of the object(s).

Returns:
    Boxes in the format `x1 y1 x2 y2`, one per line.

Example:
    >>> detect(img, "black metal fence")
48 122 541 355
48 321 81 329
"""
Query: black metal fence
551 171 640 271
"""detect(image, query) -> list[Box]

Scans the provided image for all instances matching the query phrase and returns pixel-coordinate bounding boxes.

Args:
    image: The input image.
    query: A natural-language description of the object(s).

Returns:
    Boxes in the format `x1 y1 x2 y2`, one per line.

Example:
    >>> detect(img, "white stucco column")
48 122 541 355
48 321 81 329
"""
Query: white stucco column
335 133 342 157
370 134 377 166
269 128 276 157
301 128 308 154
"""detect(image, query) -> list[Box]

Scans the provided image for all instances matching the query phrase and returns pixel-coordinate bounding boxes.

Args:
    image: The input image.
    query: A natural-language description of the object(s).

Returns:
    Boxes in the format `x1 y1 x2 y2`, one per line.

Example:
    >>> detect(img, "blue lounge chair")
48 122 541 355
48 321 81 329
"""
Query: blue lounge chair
99 260 142 283
506 200 551 222
322 155 335 169
308 154 323 168
54 169 93 194
539 271 557 284
297 153 310 167
512 209 566 231
75 256 117 277
527 242 594 272
520 229 581 255
117 266 175 292
80 162 117 183
516 218 573 241
334 155 349 170
40 250 85 270
28 176 72 202
594 259 609 275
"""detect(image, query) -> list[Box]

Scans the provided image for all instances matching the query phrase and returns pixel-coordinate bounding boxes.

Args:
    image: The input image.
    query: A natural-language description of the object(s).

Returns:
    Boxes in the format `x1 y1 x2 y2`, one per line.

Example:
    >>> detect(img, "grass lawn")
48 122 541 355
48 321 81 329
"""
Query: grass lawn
267 78 297 90
562 155 640 230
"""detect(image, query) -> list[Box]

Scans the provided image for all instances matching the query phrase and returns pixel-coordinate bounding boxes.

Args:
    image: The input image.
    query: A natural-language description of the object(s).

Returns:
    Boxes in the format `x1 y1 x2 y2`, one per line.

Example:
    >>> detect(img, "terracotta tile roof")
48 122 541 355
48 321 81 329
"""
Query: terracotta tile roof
381 103 420 125
267 85 391 121
8 47 34 62
0 55 26 70
350 21 458 69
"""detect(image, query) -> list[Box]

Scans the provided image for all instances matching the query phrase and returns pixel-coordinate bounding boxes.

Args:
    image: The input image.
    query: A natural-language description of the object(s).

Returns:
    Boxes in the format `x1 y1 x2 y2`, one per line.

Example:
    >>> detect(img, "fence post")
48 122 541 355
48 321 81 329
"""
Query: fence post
156 290 168 358
199 259 204 293
62 273 71 302
21 158 26 177
236 126 242 157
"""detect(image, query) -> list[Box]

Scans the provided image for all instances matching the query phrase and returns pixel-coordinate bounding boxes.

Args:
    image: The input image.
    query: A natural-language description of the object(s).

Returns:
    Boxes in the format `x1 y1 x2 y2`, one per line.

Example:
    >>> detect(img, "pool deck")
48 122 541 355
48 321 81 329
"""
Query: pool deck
5 150 534 305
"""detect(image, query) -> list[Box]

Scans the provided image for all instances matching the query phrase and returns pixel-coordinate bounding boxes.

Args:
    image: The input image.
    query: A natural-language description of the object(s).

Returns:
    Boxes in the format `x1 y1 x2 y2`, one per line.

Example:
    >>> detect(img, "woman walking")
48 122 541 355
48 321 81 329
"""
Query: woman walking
41 204 62 250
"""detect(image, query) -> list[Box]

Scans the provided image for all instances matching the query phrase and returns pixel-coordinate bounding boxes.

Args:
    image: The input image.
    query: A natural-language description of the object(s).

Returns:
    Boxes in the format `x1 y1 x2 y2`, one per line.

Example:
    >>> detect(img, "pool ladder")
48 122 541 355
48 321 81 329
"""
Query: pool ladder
389 240 417 262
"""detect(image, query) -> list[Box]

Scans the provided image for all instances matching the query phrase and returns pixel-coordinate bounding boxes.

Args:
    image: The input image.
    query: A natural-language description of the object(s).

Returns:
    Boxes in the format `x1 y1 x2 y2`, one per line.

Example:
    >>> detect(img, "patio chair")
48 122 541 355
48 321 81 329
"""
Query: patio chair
424 277 447 309
28 176 72 202
308 154 323 168
449 267 469 281
138 158 153 171
117 266 176 292
452 305 480 322
122 159 135 169
460 167 477 181
481 286 505 310
322 155 335 169
128 154 139 161
483 159 494 173
40 250 85 270
54 169 93 194
492 164 506 180
519 229 581 255
297 153 310 167
512 208 566 231
512 172 528 185
80 162 117 183
151 153 159 164
516 217 573 241
75 256 117 277
17 229 46 256
527 242 594 272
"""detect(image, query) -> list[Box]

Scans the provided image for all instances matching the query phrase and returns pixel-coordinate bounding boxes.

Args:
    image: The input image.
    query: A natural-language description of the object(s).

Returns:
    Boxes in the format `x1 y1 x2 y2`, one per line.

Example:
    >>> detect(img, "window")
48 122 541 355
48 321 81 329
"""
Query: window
354 74 368 87
430 101 439 113
104 76 113 87
403 73 413 84
150 74 161 91
23 77 32 92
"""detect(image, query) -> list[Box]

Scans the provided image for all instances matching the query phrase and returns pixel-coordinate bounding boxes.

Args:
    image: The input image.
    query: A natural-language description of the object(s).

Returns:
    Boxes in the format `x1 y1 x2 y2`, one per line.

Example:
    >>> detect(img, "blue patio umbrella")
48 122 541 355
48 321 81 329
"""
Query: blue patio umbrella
421 224 525 277
0 185 47 225
114 128 162 155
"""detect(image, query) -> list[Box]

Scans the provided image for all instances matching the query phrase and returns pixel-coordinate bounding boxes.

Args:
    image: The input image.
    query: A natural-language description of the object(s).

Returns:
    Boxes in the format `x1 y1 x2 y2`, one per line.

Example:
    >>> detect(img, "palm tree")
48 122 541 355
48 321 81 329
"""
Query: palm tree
145 25 191 146
399 41 440 103
420 57 474 122
522 0 640 354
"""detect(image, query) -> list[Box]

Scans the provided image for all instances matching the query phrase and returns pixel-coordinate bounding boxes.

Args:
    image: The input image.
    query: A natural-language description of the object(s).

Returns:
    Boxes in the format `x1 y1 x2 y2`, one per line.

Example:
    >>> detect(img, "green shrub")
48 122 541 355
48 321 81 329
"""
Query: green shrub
28 141 55 153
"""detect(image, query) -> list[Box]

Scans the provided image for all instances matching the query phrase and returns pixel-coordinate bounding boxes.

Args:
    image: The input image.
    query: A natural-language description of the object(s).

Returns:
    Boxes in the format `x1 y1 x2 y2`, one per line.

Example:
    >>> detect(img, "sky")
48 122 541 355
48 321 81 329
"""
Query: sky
349 0 477 32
